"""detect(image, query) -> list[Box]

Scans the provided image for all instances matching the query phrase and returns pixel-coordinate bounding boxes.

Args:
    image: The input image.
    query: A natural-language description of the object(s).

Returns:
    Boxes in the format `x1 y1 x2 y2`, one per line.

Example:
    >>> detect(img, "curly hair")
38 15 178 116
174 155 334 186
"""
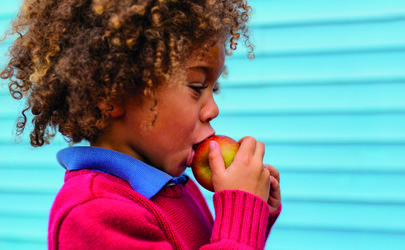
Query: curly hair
1 0 253 147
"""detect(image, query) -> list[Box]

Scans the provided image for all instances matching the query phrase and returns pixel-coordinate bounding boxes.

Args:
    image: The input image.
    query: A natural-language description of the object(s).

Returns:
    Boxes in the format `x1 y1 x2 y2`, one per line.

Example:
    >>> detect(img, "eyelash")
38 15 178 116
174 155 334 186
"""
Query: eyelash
188 82 220 95
213 82 220 94
189 84 208 95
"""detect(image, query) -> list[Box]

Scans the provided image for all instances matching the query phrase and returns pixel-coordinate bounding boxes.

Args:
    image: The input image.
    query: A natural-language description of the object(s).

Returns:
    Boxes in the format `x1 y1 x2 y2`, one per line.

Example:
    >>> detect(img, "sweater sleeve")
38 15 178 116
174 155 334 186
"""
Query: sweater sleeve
54 197 175 249
201 190 272 250
265 203 282 240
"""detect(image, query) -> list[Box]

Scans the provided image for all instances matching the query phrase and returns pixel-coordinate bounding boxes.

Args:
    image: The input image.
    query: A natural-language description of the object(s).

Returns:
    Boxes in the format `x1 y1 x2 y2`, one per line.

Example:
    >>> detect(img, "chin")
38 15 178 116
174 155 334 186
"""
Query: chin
171 171 185 178
169 165 186 177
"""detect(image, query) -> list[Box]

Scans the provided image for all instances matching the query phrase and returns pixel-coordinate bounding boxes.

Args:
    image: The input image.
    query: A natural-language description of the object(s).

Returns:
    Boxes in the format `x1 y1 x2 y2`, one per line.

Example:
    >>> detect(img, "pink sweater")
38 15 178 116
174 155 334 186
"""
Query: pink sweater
48 170 280 249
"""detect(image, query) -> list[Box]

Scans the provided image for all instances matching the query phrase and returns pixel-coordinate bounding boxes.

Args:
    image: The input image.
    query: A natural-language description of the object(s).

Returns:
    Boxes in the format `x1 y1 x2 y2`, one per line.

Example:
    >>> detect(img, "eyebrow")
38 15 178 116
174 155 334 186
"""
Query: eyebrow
188 66 209 74
189 66 225 76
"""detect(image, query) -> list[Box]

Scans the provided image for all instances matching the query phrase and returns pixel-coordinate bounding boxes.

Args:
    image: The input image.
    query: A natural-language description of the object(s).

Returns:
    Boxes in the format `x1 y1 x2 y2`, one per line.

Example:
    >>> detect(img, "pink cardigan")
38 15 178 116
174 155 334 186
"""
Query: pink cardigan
48 170 280 249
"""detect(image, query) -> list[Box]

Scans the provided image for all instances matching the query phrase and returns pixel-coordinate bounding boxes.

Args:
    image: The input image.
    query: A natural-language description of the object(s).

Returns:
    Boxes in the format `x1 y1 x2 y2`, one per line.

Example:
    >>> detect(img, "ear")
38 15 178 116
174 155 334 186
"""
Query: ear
97 98 125 118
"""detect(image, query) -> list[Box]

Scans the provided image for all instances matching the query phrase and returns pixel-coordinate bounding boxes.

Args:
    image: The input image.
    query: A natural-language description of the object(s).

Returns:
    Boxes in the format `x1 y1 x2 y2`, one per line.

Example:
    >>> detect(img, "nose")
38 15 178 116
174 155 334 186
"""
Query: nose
200 95 219 123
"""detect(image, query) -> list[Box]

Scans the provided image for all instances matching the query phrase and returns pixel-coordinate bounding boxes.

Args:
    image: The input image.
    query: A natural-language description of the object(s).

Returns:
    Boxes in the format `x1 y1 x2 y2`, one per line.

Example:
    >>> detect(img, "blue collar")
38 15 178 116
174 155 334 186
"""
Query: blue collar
57 146 188 199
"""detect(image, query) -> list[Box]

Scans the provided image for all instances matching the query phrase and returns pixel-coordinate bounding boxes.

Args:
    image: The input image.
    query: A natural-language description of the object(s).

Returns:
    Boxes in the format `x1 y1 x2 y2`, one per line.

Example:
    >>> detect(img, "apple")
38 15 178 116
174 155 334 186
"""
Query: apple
191 135 239 192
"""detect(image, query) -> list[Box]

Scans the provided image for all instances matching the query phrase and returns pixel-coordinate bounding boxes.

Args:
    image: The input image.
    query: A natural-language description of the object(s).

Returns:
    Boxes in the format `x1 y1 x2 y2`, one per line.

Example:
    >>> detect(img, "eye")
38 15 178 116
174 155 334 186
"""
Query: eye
188 82 209 95
213 82 220 94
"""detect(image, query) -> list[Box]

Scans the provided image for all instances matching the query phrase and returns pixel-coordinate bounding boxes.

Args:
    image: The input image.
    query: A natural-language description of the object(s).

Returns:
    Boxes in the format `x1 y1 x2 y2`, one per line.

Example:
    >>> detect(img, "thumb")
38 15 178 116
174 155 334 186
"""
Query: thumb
208 141 225 176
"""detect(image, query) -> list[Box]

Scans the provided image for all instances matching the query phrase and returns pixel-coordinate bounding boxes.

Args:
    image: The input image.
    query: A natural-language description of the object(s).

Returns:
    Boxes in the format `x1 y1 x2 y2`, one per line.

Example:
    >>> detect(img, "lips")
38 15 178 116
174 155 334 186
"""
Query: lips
192 141 203 150
185 149 195 167
193 133 216 150
188 133 215 167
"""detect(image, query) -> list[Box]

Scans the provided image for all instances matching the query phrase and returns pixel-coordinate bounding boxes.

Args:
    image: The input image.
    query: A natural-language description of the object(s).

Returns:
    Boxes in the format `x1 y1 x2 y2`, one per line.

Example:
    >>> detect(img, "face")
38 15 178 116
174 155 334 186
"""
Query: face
99 42 225 177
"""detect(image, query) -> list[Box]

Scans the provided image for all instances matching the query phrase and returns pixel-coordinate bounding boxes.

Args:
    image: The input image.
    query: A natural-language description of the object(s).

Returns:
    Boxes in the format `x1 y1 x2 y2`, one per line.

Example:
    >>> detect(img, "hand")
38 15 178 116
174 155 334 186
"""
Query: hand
264 164 281 213
208 136 270 203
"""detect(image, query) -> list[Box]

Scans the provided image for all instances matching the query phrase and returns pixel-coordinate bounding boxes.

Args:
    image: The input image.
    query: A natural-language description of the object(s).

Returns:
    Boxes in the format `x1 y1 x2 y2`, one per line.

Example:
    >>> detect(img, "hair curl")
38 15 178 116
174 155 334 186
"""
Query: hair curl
1 0 253 147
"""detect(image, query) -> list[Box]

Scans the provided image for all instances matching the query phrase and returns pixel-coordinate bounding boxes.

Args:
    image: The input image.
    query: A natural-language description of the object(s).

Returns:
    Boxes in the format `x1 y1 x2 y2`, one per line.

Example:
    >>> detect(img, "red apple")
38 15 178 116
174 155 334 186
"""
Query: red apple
191 135 239 192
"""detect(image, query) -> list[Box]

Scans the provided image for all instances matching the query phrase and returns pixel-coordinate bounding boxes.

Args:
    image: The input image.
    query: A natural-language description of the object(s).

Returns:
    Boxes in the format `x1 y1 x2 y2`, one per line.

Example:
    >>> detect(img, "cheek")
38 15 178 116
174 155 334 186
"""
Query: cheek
159 111 197 138
158 99 198 131
152 109 198 150
152 87 200 145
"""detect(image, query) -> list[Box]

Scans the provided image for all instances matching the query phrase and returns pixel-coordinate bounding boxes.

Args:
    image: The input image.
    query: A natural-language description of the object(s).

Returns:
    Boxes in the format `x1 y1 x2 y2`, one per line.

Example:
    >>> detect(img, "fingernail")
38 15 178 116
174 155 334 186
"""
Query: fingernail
209 141 216 151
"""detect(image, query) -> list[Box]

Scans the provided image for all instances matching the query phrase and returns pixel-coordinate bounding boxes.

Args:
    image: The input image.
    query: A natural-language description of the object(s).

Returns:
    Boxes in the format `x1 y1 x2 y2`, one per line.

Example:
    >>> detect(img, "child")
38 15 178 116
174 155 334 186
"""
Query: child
2 0 281 249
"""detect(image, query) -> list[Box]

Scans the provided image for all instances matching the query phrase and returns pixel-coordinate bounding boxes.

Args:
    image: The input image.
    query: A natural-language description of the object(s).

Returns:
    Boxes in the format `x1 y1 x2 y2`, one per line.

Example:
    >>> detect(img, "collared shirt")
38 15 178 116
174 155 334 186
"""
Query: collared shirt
57 146 188 199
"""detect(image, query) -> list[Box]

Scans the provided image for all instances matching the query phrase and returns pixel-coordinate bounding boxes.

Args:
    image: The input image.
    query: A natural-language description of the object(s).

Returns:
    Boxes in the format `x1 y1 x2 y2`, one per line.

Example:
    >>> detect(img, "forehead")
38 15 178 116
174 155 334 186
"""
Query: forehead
186 42 225 72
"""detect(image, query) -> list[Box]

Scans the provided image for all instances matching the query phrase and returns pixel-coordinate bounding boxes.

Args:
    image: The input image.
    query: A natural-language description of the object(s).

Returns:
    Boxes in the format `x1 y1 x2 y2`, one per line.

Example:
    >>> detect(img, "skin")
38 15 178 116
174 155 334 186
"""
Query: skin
93 42 281 212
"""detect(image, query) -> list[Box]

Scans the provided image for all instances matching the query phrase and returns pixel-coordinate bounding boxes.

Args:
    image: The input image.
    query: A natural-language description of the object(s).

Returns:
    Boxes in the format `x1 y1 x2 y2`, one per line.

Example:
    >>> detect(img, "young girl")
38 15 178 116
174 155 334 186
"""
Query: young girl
2 0 281 249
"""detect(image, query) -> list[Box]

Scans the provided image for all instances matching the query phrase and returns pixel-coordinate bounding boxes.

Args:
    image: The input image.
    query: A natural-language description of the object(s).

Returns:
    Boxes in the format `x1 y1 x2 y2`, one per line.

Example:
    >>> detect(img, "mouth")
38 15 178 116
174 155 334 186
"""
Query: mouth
187 133 215 167
192 133 216 150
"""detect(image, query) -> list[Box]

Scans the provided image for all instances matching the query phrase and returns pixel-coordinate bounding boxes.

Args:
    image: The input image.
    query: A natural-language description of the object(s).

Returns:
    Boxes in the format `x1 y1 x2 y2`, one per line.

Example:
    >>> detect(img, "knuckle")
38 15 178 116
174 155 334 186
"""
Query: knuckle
268 165 279 176
262 171 271 184
208 150 218 161
242 136 256 145
208 153 217 163
274 169 280 179
264 167 271 178
247 136 256 143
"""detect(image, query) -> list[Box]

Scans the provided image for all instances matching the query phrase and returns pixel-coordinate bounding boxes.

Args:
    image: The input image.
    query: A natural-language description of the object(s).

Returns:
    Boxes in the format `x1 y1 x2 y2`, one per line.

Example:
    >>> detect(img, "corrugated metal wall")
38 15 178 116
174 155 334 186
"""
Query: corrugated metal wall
1 0 404 249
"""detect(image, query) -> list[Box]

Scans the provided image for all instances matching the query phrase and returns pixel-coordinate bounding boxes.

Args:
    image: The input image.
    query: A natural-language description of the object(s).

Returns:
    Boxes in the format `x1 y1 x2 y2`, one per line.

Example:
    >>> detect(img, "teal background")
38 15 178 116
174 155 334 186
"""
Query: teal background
1 0 405 249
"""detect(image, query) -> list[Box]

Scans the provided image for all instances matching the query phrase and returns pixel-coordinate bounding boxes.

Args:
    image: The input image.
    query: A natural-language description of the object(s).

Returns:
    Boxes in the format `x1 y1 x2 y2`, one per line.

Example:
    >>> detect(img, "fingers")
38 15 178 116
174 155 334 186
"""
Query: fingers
255 140 265 159
208 140 225 176
265 164 280 184
264 164 282 211
237 136 256 156
270 176 281 200
236 136 265 159
268 176 281 213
